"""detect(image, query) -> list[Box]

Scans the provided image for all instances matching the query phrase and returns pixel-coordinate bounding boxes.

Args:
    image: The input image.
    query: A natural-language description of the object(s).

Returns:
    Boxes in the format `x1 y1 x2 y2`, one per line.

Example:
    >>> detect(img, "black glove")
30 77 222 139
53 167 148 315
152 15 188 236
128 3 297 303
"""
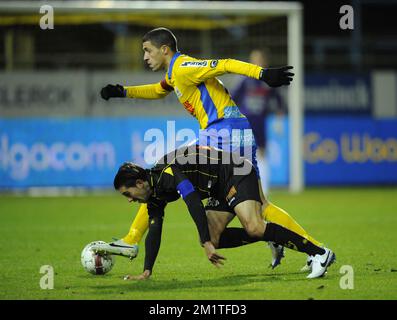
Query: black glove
100 84 126 100
259 66 294 88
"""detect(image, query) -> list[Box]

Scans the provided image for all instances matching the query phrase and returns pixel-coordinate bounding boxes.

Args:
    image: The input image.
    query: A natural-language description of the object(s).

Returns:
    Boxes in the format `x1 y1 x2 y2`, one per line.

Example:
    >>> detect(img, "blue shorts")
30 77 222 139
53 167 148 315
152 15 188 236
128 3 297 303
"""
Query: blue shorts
196 117 259 173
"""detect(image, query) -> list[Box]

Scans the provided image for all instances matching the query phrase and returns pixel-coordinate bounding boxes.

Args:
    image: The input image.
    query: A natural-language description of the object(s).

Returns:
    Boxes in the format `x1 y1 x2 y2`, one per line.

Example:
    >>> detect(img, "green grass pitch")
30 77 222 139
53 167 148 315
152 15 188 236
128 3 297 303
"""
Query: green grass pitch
1 188 396 300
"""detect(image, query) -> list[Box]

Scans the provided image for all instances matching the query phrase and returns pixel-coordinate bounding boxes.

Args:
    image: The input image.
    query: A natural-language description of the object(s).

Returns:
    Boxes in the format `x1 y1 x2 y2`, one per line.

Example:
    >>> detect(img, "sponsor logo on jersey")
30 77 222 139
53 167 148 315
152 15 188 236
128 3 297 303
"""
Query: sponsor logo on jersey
207 197 220 207
210 60 218 68
181 61 208 67
183 100 195 115
227 197 236 206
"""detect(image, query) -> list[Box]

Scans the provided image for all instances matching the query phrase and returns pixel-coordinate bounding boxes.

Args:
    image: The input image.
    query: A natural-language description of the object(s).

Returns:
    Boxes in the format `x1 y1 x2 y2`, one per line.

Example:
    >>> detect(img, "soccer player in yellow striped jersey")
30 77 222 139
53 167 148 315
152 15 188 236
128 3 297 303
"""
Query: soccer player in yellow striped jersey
135 51 264 130
100 27 322 272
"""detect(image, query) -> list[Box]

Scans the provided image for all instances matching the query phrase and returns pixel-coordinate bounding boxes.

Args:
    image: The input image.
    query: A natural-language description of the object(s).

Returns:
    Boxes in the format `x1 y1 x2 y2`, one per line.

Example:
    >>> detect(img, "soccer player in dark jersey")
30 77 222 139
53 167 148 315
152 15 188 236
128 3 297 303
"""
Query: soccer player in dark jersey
100 27 322 271
101 145 335 280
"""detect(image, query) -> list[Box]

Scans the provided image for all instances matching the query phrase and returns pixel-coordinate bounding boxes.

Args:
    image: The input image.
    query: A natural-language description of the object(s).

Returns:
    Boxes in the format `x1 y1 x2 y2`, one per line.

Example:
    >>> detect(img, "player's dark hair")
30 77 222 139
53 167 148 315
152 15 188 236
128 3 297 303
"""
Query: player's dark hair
142 27 178 52
113 162 148 190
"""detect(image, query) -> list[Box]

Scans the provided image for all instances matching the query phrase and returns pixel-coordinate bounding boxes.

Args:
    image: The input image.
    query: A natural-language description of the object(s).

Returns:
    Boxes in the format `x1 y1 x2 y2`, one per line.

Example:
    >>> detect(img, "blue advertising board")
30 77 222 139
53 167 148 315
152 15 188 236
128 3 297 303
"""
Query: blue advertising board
267 116 397 186
304 116 397 185
305 73 372 113
0 117 198 189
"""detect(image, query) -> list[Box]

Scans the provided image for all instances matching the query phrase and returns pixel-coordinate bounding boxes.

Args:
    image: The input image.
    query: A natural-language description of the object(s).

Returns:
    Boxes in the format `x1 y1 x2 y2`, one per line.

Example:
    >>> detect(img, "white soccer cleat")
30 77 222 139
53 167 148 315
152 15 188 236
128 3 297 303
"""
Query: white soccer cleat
307 248 336 279
301 255 313 272
91 239 139 260
268 242 285 269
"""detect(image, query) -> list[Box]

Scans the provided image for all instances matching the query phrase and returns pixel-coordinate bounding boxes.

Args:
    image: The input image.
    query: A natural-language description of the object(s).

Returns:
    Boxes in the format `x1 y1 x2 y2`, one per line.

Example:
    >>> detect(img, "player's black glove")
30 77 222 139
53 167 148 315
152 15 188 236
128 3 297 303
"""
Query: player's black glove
100 84 126 100
259 66 294 88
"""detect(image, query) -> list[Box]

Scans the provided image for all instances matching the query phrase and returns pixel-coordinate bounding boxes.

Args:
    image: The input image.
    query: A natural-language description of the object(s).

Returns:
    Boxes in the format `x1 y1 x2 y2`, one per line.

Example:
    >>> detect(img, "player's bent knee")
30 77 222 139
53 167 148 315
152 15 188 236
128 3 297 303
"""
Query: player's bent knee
244 223 264 239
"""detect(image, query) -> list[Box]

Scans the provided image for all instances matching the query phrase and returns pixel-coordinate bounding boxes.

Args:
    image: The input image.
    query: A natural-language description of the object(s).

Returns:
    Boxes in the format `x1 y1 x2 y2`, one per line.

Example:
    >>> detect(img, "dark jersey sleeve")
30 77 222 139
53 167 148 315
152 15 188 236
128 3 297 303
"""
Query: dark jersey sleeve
144 199 166 272
160 165 211 244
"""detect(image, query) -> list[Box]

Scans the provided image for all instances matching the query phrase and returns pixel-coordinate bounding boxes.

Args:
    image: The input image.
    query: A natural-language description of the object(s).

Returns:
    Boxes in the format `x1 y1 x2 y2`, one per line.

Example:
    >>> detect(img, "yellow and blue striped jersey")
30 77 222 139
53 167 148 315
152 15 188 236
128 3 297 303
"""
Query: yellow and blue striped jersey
125 52 263 129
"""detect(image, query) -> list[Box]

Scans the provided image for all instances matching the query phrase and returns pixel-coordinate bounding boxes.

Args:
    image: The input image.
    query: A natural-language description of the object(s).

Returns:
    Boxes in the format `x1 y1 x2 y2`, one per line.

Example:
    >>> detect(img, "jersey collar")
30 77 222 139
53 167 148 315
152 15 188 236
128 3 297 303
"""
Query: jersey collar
167 51 181 80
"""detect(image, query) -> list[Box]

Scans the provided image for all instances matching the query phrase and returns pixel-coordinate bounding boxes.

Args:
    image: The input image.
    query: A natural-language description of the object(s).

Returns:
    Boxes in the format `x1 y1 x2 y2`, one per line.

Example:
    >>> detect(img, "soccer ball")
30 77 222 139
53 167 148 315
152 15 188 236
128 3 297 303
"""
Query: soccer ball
81 241 115 275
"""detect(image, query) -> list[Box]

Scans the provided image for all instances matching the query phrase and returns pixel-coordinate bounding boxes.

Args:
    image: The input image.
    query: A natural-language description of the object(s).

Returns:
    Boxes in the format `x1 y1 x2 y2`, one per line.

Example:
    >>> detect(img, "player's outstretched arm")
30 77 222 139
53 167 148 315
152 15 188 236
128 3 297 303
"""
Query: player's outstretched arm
223 59 294 87
124 205 165 281
100 80 173 101
173 174 226 267
178 58 294 88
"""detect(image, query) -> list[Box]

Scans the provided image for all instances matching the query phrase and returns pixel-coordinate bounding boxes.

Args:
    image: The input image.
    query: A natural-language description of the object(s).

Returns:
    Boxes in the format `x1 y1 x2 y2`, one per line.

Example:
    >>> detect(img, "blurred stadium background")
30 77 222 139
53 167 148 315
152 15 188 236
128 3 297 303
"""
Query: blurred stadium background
1 0 396 192
0 0 397 300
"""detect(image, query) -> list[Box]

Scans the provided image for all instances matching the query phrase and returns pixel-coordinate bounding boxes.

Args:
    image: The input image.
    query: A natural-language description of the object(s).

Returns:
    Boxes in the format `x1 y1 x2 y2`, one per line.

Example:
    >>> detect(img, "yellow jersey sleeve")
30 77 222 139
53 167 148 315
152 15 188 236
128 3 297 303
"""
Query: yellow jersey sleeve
125 79 173 99
176 58 263 85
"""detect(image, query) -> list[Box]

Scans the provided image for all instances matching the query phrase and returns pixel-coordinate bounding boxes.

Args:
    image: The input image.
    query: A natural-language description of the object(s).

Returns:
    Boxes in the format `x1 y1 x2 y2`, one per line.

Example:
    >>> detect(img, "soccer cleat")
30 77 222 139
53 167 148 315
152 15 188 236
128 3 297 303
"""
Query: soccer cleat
300 255 313 272
268 242 285 269
307 248 336 279
91 239 139 260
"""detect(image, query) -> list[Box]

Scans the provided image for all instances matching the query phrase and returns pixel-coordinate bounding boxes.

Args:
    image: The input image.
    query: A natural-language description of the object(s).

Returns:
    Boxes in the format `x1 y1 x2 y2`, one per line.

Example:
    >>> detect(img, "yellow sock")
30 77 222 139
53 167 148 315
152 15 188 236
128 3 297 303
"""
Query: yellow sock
122 203 149 245
263 202 323 247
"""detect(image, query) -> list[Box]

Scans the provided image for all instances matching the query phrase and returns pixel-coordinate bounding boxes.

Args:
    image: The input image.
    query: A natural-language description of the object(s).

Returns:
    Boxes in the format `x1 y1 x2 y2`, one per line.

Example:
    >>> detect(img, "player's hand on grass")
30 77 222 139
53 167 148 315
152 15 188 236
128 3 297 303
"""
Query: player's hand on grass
259 66 294 87
100 84 126 100
123 269 151 281
203 241 226 268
